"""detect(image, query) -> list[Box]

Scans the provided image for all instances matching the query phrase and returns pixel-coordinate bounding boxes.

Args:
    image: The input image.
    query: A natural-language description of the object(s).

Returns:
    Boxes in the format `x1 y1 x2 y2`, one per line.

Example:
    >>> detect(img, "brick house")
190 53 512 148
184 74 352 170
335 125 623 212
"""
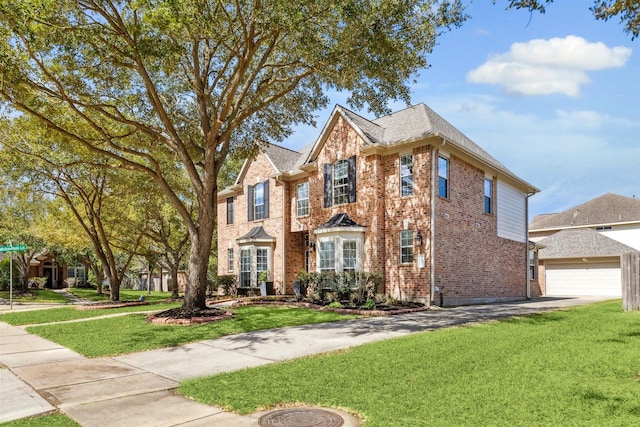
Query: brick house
217 104 538 305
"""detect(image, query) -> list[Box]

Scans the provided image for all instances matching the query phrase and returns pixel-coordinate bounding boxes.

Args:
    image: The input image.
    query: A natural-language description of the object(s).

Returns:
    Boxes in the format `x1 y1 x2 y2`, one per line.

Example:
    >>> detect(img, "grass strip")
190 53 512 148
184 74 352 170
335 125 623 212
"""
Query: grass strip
0 290 68 304
25 305 357 357
0 303 181 326
0 413 80 427
179 300 640 426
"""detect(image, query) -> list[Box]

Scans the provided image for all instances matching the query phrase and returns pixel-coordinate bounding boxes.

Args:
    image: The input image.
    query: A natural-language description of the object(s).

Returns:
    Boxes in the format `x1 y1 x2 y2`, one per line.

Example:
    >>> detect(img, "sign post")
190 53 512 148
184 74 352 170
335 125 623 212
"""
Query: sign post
0 245 27 310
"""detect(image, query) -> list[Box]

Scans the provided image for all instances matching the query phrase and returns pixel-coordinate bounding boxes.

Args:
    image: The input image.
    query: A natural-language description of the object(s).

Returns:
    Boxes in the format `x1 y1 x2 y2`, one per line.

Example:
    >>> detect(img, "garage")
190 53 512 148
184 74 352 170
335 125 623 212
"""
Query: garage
545 261 621 296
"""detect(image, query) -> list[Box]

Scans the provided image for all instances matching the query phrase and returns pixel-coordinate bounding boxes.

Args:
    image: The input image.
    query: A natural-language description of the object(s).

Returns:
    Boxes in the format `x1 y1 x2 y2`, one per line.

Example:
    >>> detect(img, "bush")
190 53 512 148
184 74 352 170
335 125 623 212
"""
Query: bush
214 275 237 297
298 270 385 305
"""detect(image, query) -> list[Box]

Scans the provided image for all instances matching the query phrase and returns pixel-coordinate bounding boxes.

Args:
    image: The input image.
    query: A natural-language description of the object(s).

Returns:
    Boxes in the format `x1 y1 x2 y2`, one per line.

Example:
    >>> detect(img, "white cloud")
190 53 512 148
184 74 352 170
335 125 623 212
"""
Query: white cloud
466 36 632 96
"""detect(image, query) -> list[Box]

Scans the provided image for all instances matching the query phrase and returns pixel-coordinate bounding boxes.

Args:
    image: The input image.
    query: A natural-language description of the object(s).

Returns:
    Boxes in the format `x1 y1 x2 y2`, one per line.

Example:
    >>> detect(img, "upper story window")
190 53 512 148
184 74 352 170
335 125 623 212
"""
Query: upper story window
254 182 265 220
484 178 493 214
226 197 234 224
323 156 356 208
247 180 269 221
400 154 413 197
296 182 309 217
438 156 449 198
333 159 349 205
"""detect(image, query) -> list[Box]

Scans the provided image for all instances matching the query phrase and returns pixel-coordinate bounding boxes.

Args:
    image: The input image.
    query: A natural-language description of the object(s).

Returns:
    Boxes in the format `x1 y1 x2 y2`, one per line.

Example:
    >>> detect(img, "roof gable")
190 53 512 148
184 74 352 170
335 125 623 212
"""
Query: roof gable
530 193 640 230
234 143 302 186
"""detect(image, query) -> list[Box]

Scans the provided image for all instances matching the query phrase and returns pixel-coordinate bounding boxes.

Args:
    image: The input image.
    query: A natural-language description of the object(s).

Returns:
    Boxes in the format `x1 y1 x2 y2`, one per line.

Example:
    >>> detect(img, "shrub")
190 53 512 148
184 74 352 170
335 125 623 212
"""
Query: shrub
214 275 237 297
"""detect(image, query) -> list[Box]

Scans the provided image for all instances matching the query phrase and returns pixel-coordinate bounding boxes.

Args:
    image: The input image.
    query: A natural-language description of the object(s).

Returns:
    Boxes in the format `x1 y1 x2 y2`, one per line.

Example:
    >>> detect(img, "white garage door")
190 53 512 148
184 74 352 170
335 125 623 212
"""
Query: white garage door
546 262 621 296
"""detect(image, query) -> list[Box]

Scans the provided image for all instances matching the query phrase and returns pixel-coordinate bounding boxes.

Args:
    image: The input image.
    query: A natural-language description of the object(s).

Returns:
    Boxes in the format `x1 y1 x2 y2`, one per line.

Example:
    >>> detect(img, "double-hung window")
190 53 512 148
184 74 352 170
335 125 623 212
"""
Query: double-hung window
318 241 336 272
256 248 268 277
296 182 309 216
247 180 269 221
484 178 493 214
254 182 265 220
333 160 349 205
228 248 234 272
226 198 234 224
400 154 413 197
342 240 357 274
400 230 414 264
438 156 449 198
323 156 356 207
239 249 251 287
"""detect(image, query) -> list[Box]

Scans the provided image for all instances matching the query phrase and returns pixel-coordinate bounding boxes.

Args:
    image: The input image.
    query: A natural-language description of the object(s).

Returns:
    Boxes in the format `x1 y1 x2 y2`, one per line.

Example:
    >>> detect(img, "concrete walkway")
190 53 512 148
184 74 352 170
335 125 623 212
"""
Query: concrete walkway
0 296 611 426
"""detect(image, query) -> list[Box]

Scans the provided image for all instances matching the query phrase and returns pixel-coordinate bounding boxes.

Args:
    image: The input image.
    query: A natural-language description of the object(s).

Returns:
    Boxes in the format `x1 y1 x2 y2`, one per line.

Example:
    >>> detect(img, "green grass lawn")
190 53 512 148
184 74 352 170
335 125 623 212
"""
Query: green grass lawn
0 289 68 304
24 305 357 357
0 302 181 326
179 300 640 426
69 288 174 302
0 413 80 427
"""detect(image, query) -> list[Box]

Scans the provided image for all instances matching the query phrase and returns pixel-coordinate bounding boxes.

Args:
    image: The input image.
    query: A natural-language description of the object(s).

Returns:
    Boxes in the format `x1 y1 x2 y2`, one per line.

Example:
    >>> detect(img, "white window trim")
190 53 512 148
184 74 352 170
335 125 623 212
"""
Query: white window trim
400 229 414 264
237 244 273 287
296 182 309 217
314 231 364 273
400 153 413 197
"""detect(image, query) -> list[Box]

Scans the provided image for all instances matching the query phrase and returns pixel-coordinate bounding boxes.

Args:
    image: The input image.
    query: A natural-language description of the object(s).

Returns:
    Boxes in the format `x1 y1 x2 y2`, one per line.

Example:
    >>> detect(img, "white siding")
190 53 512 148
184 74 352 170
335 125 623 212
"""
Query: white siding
600 224 640 251
497 180 527 243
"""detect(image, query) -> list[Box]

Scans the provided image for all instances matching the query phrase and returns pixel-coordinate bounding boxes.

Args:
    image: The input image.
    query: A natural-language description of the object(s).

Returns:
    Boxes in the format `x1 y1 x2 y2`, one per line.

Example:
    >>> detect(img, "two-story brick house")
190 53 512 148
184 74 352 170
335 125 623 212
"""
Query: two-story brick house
218 104 538 306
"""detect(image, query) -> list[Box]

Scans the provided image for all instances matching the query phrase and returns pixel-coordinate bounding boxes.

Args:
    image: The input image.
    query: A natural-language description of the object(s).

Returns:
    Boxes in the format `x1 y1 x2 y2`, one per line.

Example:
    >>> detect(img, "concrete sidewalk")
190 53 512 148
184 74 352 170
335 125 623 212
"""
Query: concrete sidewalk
0 296 611 426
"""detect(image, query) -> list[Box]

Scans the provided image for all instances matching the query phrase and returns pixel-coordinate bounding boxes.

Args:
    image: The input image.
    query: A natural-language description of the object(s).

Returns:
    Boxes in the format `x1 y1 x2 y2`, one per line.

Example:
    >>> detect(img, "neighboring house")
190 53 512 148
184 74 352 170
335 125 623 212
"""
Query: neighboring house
28 252 86 288
529 193 640 297
218 104 538 306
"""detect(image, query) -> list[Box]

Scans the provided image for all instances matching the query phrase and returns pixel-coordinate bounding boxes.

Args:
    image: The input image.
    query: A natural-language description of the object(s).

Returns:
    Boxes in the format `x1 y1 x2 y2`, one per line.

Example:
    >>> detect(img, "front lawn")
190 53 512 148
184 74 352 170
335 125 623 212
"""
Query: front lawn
0 303 181 326
0 289 68 304
25 305 357 357
179 300 640 426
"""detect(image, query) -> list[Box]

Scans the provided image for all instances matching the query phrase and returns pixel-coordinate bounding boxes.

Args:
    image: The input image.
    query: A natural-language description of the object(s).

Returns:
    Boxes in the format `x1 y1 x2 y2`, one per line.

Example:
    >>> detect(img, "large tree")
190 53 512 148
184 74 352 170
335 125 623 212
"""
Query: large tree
0 0 466 310
505 0 640 38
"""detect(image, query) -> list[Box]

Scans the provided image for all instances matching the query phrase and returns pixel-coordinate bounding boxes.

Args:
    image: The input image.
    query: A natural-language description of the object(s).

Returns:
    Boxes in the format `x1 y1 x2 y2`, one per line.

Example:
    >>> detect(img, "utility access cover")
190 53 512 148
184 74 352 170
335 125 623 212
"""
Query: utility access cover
258 408 344 427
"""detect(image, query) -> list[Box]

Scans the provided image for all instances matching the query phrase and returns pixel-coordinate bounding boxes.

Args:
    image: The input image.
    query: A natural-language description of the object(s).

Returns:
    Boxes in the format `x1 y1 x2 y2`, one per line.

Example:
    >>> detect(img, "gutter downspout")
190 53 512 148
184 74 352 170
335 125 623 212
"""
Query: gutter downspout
525 192 535 299
430 138 446 305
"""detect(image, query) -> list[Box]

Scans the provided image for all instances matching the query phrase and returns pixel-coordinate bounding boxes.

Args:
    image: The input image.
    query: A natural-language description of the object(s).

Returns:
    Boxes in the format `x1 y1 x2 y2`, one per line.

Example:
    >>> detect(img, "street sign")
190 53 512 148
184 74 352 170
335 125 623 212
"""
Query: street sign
0 244 26 252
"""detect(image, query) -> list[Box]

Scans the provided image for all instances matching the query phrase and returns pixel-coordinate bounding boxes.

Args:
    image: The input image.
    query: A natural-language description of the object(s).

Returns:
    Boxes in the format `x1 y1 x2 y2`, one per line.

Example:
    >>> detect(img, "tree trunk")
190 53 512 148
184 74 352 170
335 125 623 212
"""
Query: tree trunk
170 263 179 299
182 208 216 310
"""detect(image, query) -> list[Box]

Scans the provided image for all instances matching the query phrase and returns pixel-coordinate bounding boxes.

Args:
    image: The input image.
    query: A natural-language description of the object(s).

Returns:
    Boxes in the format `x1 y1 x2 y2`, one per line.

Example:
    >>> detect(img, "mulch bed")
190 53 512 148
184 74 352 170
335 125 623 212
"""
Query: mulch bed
232 296 431 316
147 307 233 325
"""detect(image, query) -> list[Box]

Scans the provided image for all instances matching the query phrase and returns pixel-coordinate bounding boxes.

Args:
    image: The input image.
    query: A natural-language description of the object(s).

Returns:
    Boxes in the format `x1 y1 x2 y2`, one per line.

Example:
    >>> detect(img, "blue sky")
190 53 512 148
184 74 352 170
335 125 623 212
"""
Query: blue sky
286 1 639 221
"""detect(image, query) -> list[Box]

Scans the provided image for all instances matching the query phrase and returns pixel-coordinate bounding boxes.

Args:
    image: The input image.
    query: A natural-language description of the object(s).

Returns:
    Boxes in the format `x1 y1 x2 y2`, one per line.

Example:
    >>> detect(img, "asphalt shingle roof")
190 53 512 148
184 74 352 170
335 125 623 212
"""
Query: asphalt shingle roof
530 193 640 230
537 228 637 259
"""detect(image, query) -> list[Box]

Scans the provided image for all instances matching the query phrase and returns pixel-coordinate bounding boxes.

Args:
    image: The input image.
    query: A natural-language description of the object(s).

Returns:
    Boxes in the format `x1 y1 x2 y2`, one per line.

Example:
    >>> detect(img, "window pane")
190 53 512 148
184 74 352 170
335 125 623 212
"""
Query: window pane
256 248 268 273
319 241 335 272
228 249 234 272
254 183 264 220
333 160 349 205
400 155 413 197
296 182 309 216
438 157 448 198
484 179 492 214
343 240 357 273
227 197 234 224
400 230 414 263
240 249 251 287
